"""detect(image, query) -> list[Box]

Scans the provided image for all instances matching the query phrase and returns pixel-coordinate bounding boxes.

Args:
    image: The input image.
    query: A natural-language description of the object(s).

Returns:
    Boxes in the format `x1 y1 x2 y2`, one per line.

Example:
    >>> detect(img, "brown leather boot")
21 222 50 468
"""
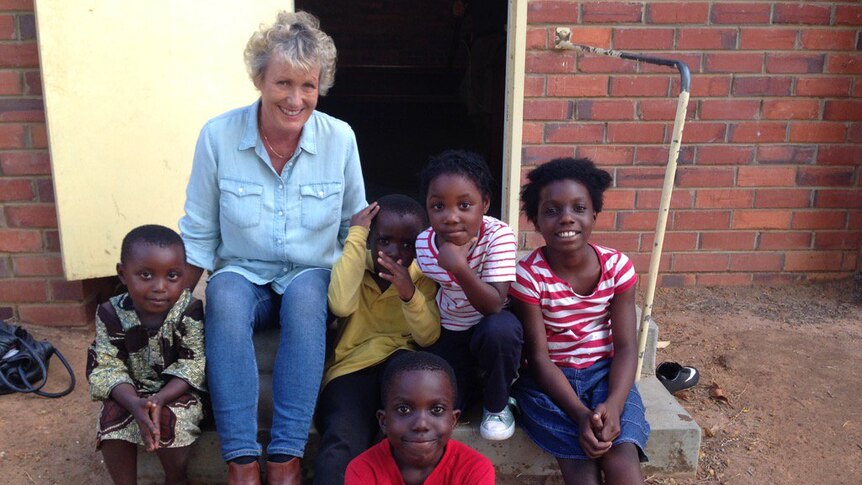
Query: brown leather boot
266 457 301 485
228 460 261 485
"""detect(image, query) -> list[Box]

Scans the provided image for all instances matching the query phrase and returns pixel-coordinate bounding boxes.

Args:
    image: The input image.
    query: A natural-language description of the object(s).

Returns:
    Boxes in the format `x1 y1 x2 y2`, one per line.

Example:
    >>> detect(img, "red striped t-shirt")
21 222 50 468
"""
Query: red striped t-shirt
416 216 518 331
509 244 637 368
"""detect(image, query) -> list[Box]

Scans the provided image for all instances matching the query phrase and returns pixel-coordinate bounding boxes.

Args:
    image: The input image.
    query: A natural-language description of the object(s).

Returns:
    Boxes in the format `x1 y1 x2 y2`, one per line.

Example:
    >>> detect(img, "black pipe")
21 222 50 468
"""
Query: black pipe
616 52 691 93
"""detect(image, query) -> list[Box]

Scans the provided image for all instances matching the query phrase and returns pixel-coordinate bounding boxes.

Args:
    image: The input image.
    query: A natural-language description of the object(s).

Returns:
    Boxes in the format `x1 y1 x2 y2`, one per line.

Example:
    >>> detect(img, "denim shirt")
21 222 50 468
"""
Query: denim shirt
179 100 366 294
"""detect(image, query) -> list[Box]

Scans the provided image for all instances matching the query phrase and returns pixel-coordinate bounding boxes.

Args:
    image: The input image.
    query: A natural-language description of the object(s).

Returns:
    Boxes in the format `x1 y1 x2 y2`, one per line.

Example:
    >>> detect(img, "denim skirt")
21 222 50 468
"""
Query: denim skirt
513 358 650 461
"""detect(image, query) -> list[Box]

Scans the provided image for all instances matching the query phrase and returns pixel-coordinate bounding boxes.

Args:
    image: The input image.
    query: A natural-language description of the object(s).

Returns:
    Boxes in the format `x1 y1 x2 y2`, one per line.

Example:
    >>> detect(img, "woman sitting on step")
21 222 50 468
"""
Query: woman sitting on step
178 10 366 485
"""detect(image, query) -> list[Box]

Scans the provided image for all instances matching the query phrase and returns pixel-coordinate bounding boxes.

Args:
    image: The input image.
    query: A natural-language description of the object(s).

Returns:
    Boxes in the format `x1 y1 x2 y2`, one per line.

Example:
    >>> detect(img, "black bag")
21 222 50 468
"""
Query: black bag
0 320 75 398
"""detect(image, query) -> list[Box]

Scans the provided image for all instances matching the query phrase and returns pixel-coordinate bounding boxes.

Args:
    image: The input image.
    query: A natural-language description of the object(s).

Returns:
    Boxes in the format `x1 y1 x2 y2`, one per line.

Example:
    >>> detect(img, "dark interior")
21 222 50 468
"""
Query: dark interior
297 0 507 216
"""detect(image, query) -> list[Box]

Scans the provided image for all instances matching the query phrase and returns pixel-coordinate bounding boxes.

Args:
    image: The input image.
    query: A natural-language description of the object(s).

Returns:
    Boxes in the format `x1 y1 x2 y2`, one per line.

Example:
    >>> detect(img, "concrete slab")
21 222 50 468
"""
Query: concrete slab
245 313 656 385
138 310 695 483
639 310 658 376
638 376 702 477
198 304 657 376
139 377 699 483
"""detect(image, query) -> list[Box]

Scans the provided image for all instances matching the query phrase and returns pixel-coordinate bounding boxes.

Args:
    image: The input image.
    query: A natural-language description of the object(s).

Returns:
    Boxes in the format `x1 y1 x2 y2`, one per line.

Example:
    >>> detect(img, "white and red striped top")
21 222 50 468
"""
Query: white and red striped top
416 216 518 331
509 244 637 369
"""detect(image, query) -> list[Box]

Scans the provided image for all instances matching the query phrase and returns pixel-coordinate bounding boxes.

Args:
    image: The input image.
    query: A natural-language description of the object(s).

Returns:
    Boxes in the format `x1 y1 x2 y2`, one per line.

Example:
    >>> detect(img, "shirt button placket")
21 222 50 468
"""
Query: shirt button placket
277 180 286 257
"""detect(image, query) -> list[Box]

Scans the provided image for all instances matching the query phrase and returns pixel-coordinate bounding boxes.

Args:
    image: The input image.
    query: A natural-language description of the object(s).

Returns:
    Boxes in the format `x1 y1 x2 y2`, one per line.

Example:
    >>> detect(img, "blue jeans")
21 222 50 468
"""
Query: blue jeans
205 269 329 461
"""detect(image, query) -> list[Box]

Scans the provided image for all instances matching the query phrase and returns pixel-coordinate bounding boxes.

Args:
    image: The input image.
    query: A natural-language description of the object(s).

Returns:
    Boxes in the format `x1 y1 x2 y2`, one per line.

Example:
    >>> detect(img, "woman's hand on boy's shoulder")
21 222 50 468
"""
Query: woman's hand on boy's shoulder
350 202 379 228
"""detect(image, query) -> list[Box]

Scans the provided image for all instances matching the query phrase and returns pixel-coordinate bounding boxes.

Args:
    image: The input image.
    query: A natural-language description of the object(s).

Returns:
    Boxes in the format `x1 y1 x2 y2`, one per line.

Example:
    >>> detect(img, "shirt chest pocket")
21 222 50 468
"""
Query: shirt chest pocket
219 178 263 228
300 182 342 231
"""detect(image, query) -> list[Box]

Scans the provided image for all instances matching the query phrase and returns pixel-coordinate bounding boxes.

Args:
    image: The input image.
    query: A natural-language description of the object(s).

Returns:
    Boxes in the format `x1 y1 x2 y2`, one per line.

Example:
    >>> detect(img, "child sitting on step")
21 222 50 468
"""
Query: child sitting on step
510 158 650 484
345 351 494 484
87 225 206 485
314 195 441 485
415 150 523 441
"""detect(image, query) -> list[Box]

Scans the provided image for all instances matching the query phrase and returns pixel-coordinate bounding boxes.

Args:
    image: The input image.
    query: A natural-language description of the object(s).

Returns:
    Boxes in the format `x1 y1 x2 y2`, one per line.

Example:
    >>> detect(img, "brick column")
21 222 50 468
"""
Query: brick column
0 1 109 326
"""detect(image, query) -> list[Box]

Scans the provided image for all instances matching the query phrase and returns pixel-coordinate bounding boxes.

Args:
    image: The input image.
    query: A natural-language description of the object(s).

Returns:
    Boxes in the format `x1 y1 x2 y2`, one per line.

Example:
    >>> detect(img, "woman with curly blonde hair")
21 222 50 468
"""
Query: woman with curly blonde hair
179 11 366 485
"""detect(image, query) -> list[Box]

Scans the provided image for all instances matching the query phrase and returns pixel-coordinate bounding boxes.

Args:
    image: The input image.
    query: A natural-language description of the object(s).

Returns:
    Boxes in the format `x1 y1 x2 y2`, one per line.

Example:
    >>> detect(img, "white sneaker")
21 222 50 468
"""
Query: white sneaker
480 404 515 440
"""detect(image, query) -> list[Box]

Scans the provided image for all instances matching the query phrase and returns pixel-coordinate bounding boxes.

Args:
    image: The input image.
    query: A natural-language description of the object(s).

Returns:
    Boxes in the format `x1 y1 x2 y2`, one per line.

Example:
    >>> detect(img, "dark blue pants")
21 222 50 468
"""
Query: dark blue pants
313 353 404 485
426 310 523 413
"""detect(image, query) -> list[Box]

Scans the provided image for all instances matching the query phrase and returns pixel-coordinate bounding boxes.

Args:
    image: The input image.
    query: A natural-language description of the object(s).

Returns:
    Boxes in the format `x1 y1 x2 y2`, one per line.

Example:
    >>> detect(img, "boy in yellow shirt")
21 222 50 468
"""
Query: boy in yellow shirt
314 194 440 484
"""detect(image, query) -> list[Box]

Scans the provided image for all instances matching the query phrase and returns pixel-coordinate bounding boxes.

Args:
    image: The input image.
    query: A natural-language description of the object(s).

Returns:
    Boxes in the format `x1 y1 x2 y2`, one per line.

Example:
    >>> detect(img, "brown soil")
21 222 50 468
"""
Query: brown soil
645 278 862 485
1 279 860 484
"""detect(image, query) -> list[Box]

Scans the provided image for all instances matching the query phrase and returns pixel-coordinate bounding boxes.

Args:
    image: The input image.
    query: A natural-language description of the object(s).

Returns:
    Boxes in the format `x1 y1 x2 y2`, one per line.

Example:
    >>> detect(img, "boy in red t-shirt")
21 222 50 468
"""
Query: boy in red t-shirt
344 351 495 485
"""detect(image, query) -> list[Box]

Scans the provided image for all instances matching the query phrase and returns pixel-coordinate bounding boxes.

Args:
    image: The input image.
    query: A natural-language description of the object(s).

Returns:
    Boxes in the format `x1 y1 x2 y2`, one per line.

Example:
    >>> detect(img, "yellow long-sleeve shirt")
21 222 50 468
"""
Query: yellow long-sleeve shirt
324 226 440 387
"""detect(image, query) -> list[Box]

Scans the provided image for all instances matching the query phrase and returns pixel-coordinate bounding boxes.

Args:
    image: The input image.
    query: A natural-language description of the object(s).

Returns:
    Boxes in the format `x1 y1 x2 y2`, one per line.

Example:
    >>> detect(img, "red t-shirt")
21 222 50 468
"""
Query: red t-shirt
345 438 495 485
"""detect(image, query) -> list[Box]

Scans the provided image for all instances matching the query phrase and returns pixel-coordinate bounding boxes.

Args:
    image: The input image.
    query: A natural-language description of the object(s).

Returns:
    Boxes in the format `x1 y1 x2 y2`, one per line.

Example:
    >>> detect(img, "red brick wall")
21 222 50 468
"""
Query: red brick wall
0 0 110 326
524 0 861 286
1 1 860 327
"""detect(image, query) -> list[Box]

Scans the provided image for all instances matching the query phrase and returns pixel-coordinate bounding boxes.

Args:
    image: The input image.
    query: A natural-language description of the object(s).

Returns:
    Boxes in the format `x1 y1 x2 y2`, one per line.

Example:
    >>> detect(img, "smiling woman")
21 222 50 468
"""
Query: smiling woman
248 15 335 175
177 10 366 485
255 59 320 173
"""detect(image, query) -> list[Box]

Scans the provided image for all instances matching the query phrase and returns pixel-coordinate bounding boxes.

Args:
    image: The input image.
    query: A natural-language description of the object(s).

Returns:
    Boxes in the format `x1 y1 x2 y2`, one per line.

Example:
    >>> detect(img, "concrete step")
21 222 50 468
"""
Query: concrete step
139 313 698 483
254 306 658 379
450 374 700 478
220 312 657 430
638 306 658 376
637 375 702 477
138 375 699 483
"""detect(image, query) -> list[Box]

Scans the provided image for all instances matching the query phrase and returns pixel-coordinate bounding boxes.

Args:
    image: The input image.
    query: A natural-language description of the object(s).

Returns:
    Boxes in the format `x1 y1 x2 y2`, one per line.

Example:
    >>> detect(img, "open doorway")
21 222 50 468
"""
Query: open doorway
297 0 508 217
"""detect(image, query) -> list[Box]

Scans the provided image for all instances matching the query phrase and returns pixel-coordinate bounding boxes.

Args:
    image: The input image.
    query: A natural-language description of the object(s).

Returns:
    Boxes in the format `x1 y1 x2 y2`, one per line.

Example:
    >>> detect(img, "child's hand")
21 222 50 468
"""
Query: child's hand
576 410 612 459
146 394 166 450
592 402 622 443
350 202 379 228
132 397 160 452
377 251 416 301
590 410 604 437
436 237 477 275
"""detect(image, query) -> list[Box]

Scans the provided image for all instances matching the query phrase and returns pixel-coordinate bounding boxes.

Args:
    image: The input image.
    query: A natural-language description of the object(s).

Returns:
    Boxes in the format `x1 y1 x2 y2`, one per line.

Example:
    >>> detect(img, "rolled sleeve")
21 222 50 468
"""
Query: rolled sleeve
339 130 367 246
179 124 221 271
327 225 369 317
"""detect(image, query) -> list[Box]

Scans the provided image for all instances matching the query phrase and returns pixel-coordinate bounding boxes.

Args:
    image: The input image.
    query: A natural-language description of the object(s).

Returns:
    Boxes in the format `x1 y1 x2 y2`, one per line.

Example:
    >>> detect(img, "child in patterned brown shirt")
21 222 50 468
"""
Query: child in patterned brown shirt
86 225 205 485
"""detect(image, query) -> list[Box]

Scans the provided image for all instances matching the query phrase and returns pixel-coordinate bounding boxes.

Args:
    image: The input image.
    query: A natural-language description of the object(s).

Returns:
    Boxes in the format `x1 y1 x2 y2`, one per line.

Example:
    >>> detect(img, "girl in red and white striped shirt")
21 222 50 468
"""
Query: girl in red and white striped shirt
510 158 649 485
416 150 523 442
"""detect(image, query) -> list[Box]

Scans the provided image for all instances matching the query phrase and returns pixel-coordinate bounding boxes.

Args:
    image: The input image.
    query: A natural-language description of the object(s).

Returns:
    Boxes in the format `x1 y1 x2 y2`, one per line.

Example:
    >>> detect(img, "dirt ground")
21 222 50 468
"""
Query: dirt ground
1 278 860 484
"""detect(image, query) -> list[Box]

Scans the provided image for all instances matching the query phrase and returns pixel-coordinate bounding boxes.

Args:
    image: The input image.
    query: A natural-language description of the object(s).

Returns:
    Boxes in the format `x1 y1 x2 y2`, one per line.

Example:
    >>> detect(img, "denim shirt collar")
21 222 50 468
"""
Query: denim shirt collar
238 99 319 156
